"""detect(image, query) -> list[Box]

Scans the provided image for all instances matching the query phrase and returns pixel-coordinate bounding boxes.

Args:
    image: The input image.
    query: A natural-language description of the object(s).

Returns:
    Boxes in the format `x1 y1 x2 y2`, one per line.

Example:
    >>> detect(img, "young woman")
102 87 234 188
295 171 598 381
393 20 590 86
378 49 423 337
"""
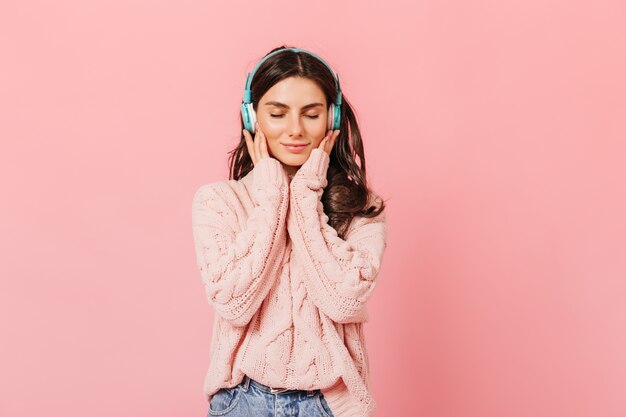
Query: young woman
192 46 387 417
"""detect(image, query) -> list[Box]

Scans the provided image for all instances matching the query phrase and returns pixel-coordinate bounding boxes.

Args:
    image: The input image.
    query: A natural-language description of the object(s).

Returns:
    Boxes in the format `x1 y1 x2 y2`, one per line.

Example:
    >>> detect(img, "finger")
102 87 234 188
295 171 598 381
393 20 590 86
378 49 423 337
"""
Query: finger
330 130 339 151
259 128 269 159
265 132 274 157
318 136 328 150
326 130 335 153
243 129 256 165
254 123 262 162
319 131 331 150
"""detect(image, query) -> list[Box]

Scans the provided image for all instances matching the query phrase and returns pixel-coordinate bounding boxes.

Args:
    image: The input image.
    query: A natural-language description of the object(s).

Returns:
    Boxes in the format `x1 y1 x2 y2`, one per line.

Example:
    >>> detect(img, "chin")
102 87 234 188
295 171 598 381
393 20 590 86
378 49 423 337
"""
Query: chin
277 153 310 166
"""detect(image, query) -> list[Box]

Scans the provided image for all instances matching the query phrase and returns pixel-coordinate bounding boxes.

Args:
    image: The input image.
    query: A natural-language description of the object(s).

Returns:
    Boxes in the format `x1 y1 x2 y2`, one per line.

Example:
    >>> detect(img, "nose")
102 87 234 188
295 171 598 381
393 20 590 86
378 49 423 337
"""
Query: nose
287 113 304 138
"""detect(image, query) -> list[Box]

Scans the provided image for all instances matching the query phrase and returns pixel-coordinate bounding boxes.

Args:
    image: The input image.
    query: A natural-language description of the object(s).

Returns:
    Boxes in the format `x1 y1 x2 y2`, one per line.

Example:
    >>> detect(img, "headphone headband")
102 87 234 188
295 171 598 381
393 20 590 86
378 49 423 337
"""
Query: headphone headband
242 47 342 107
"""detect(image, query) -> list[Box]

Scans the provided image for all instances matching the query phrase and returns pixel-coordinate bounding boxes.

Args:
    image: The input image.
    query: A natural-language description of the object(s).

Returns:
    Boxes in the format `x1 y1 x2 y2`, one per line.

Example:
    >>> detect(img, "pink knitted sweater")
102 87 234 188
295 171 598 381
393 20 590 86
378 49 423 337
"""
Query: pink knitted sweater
191 148 387 417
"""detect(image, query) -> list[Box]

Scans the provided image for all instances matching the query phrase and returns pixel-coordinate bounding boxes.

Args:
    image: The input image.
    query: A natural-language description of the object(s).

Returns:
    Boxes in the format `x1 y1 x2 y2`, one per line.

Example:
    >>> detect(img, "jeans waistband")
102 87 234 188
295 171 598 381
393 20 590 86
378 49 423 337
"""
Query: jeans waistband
242 375 318 396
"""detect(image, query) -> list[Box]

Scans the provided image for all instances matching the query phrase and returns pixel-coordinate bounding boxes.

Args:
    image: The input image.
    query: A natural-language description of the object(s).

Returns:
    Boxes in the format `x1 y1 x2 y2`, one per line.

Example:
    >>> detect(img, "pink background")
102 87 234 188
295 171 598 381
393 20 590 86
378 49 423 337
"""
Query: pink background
1 0 625 416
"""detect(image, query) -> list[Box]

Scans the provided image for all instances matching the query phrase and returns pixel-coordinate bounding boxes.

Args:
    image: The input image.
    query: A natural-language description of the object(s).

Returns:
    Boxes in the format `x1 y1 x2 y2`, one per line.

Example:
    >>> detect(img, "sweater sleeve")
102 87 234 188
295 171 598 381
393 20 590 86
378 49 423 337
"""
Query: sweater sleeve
287 148 388 324
191 157 289 327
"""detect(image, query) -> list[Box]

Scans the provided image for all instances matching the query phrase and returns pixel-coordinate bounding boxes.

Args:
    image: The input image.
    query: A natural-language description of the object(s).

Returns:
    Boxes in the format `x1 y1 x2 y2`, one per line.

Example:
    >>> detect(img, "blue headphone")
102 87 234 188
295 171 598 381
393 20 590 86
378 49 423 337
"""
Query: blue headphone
241 47 343 134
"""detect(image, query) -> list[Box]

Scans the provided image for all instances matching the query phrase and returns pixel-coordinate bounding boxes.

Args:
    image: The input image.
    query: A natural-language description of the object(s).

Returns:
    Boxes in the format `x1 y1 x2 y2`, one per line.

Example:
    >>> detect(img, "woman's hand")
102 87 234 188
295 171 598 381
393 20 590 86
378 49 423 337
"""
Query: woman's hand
317 129 340 155
243 122 271 166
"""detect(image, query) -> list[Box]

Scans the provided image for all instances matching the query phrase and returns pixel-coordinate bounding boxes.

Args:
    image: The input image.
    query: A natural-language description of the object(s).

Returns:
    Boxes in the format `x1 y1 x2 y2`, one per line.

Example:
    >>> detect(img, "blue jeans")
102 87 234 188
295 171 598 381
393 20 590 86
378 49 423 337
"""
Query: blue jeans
207 375 335 417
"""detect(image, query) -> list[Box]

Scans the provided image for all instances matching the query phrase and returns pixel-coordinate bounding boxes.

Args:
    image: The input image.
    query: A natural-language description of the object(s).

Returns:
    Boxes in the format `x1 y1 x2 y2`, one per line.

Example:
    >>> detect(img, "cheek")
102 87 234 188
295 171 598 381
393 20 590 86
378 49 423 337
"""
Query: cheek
257 113 281 133
311 134 326 148
265 140 281 156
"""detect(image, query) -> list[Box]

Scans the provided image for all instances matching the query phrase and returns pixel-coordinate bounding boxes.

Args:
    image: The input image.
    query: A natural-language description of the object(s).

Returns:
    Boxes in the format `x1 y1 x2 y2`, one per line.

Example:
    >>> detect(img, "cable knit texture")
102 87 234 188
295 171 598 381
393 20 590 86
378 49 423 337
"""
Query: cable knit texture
191 149 387 417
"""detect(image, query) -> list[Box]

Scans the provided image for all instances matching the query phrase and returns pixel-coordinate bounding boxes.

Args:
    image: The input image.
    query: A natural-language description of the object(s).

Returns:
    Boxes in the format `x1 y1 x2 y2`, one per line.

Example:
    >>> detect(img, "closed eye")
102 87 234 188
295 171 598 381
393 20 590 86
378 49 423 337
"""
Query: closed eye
270 114 319 119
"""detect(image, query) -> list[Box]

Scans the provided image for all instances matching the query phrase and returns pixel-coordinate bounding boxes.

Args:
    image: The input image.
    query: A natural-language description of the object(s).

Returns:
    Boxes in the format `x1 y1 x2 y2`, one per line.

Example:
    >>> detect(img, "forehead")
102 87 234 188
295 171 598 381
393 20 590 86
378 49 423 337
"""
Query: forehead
260 77 326 108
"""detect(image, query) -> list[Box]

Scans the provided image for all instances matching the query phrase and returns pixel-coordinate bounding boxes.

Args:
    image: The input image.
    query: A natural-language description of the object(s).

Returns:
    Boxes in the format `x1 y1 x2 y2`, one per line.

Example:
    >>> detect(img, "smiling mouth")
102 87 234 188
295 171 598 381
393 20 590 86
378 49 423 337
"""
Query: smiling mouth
282 143 309 153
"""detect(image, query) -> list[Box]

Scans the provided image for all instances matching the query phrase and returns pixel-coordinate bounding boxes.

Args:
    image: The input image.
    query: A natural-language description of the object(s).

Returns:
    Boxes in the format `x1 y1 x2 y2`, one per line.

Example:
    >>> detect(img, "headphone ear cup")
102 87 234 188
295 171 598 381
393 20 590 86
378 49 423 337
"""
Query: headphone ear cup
249 104 257 133
327 103 341 131
327 104 335 131
241 103 257 133
240 103 250 132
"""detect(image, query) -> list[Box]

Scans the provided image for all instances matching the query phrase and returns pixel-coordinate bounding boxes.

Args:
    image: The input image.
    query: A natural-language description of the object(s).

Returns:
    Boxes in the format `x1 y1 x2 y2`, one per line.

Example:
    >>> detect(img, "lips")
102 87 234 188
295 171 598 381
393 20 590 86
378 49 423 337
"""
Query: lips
282 143 309 153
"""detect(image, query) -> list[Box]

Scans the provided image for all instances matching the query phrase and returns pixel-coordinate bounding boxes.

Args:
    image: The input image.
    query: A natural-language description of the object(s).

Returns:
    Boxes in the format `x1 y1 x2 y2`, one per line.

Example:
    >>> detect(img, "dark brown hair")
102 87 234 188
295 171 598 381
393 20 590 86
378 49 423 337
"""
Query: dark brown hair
228 45 385 239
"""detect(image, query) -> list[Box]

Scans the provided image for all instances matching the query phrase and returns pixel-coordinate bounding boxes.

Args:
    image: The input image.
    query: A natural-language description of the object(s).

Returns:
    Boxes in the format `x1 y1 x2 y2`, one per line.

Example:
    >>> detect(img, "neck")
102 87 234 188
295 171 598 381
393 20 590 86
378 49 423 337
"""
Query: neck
283 164 299 177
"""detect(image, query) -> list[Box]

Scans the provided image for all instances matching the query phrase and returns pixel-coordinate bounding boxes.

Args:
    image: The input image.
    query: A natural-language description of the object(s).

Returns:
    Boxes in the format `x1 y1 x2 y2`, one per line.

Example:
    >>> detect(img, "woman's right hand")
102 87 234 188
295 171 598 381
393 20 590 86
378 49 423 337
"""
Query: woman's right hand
243 122 270 166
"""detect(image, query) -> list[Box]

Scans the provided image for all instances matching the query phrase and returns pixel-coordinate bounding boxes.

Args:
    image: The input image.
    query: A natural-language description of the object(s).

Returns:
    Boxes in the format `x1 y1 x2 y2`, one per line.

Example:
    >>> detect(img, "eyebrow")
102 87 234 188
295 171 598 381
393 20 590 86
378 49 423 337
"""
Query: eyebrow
264 101 324 110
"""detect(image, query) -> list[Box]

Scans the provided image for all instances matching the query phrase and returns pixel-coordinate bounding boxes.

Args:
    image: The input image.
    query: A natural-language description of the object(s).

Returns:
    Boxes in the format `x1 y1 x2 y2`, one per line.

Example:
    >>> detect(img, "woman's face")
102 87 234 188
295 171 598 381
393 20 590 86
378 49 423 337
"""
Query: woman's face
256 76 328 175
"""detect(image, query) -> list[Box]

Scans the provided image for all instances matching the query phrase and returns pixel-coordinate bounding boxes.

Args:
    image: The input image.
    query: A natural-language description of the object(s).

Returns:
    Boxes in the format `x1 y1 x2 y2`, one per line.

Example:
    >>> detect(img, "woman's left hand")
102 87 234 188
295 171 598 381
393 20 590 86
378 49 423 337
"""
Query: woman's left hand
317 130 340 156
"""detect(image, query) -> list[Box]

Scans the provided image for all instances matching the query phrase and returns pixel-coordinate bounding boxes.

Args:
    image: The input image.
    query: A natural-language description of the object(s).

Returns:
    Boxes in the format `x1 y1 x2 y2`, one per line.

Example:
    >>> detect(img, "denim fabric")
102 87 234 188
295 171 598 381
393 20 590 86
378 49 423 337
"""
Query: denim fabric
207 375 334 417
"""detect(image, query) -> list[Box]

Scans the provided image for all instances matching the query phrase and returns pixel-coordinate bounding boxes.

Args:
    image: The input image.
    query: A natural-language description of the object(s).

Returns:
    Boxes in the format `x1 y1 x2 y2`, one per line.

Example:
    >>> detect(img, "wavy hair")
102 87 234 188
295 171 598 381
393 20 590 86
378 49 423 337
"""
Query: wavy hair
228 45 385 239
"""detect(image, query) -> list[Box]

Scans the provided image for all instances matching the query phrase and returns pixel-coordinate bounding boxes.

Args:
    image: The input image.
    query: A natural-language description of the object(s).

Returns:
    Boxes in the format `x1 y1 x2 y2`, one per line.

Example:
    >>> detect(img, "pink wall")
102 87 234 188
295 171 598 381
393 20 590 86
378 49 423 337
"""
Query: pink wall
2 0 625 416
